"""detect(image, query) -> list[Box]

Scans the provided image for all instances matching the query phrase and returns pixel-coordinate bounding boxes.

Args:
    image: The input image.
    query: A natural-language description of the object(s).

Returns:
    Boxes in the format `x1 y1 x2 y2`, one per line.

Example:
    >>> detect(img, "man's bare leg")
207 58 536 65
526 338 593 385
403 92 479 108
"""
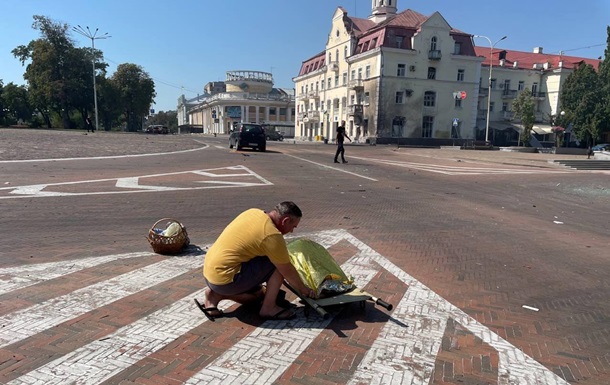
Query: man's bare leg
203 286 263 311
259 270 293 318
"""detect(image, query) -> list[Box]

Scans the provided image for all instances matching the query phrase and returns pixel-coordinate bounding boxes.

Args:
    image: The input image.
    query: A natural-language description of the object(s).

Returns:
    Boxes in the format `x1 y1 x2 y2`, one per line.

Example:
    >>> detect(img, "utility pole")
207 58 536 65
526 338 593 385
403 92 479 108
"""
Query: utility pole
73 25 111 132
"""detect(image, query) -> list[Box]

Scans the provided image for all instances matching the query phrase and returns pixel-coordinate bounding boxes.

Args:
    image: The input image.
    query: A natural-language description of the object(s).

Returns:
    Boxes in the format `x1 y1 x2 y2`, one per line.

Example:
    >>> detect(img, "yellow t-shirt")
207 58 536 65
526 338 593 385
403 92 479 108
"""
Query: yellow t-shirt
203 208 291 285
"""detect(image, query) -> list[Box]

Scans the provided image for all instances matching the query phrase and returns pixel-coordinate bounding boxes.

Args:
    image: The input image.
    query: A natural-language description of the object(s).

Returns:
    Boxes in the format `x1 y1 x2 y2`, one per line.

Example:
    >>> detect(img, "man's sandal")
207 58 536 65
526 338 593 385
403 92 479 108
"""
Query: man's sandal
194 298 224 322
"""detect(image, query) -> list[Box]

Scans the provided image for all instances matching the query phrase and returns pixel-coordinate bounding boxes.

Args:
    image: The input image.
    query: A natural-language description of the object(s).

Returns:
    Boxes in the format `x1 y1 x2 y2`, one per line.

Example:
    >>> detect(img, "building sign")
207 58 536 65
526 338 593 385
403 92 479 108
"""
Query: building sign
227 106 241 119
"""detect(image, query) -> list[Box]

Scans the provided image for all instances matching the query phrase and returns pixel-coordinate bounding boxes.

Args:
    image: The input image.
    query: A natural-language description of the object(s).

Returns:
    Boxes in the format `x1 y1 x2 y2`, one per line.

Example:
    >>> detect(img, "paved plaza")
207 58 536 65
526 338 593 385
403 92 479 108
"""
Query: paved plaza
0 129 608 385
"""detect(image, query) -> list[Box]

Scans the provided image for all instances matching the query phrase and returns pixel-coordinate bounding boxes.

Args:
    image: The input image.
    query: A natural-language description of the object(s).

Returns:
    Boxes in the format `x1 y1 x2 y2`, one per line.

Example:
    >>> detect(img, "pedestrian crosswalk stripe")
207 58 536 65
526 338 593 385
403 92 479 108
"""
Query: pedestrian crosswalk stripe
8 296 235 385
0 256 201 348
184 251 379 385
346 234 569 385
0 229 571 384
354 157 573 175
0 251 156 295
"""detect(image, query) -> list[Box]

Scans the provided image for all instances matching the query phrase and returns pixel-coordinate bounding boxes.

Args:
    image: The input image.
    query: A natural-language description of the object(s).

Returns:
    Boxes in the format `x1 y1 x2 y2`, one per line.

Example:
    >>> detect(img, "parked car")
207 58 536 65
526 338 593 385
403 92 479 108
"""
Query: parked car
592 143 609 152
145 125 169 134
229 123 266 151
266 130 284 141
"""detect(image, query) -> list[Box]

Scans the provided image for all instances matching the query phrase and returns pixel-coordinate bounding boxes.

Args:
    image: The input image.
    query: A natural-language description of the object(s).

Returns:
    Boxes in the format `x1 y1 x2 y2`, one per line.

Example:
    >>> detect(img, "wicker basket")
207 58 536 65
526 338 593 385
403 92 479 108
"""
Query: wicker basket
147 218 190 255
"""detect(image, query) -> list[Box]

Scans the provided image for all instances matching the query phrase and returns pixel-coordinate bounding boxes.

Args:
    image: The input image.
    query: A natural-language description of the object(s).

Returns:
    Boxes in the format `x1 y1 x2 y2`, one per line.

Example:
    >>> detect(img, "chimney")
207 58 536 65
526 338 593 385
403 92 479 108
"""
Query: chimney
533 47 544 54
513 61 519 68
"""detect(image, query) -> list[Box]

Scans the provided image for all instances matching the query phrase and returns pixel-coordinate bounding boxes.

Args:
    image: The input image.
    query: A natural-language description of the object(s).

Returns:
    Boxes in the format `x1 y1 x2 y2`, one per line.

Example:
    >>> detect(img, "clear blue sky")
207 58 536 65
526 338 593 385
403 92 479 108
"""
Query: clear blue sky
1 0 608 113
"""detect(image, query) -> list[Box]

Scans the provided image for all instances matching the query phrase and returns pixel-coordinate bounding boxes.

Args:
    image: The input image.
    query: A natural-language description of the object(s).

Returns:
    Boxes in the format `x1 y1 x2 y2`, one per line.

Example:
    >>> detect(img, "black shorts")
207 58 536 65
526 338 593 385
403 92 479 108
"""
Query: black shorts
205 256 275 295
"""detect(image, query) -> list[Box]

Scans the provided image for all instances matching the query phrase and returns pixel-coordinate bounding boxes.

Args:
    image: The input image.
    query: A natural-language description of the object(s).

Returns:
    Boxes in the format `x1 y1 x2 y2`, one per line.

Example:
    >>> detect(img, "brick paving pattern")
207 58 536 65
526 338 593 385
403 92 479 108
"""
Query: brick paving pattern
0 128 608 384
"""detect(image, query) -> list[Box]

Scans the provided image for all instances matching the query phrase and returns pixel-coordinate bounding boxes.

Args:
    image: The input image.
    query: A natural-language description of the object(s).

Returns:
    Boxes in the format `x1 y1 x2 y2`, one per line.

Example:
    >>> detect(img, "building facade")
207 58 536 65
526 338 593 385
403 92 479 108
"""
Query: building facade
475 46 601 146
294 0 602 146
179 70 295 136
293 0 483 144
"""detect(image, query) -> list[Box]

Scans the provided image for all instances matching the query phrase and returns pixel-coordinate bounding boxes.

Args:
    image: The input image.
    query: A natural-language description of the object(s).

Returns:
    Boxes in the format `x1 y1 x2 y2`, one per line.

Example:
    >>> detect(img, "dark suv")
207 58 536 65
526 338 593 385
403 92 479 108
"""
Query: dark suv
229 123 266 151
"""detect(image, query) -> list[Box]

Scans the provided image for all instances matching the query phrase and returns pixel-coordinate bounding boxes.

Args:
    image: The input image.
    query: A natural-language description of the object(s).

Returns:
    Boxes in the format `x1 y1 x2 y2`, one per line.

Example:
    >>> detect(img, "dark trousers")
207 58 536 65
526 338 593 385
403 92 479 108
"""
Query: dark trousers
334 142 345 162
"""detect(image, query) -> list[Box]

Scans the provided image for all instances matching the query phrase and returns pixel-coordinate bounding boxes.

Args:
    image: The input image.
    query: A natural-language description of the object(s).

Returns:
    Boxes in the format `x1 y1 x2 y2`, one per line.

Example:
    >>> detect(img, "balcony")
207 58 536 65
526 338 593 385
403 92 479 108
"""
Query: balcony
478 87 489 97
301 111 320 123
501 90 518 99
533 91 546 99
428 50 442 60
328 62 339 72
307 90 320 99
347 104 363 116
349 79 364 90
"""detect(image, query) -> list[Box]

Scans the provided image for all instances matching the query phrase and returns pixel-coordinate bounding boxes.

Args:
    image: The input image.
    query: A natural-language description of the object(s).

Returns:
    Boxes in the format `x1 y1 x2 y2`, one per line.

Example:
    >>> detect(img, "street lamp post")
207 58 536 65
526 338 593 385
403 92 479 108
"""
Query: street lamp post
73 25 110 132
474 35 507 144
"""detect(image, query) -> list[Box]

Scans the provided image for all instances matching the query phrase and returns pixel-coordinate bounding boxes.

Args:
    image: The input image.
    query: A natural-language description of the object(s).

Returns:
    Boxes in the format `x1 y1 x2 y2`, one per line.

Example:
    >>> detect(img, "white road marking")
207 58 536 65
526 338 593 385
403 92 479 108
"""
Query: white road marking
0 143 209 164
8 297 235 385
0 251 155 295
353 156 574 175
285 154 378 181
0 255 202 348
1 230 570 384
184 250 379 385
0 165 272 199
346 232 569 385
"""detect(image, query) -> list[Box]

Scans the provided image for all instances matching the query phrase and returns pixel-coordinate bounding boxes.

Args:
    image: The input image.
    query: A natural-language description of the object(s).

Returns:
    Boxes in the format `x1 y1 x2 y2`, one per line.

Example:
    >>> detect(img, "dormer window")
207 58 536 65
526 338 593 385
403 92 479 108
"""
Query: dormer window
396 36 403 48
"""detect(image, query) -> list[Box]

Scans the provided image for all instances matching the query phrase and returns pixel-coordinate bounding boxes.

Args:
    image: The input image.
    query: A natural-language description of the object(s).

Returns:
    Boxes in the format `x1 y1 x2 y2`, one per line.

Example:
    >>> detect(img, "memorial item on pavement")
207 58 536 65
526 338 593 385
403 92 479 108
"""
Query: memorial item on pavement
147 218 190 254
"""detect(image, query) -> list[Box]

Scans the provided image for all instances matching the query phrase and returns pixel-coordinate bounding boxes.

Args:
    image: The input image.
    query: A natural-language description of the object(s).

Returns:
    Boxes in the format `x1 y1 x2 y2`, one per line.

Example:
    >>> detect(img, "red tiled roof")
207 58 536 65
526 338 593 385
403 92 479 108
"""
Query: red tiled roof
298 7 480 76
474 46 601 71
346 17 376 36
381 9 428 28
298 52 326 76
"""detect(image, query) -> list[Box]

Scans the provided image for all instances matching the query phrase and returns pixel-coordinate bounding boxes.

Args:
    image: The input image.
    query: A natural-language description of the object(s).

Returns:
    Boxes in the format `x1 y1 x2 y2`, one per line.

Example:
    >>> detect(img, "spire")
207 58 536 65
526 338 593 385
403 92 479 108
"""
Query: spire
369 0 397 23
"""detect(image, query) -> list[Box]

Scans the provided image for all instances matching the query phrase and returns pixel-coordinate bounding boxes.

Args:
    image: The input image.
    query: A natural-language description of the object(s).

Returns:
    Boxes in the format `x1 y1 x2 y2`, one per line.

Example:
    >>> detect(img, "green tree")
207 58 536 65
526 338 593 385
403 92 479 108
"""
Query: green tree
512 89 535 146
1 83 33 125
147 110 178 132
96 75 123 131
596 26 610 140
111 63 156 132
560 62 604 146
12 15 95 129
0 80 5 125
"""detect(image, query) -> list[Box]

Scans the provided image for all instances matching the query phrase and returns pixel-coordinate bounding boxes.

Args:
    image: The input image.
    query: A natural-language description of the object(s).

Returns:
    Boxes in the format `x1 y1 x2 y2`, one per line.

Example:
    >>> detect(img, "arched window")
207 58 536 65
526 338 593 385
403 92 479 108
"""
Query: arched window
329 52 332 62
430 36 438 51
335 49 339 62
344 45 348 59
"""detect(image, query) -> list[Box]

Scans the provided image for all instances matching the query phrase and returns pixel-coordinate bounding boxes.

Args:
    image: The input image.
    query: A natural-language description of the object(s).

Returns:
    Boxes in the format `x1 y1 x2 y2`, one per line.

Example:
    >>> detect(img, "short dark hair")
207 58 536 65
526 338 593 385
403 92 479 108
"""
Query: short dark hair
274 201 302 218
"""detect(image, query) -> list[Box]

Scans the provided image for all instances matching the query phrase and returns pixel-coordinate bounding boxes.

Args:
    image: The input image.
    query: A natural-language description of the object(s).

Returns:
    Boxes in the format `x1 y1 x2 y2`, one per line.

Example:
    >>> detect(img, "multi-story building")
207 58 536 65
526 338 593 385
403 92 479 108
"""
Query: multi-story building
475 46 601 146
294 0 602 146
293 0 483 144
180 70 295 136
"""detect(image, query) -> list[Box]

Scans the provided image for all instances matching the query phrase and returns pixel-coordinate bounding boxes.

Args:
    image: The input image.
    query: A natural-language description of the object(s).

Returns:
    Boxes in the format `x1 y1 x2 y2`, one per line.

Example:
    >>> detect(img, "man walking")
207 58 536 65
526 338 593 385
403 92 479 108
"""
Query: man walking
334 120 351 164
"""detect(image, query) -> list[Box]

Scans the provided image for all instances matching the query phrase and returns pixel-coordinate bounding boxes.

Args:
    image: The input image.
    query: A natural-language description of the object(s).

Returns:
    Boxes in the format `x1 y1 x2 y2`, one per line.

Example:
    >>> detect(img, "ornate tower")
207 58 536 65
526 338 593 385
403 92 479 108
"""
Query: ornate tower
369 0 398 23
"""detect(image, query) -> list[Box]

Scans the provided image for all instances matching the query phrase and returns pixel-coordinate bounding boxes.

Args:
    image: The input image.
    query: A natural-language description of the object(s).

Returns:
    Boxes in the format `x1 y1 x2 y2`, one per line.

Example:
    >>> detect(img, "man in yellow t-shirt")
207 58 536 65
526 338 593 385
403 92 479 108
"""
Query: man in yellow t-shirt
200 201 314 320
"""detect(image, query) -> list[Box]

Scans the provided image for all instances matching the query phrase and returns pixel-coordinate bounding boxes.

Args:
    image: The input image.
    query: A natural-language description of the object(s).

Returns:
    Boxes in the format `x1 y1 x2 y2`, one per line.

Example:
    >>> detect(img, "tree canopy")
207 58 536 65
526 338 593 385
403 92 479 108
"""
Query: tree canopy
512 89 536 146
6 15 161 131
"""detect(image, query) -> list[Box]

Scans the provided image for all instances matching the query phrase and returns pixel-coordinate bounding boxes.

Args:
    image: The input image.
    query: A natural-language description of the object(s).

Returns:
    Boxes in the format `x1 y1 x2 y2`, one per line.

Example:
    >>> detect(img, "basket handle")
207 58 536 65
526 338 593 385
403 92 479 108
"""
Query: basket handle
151 218 185 230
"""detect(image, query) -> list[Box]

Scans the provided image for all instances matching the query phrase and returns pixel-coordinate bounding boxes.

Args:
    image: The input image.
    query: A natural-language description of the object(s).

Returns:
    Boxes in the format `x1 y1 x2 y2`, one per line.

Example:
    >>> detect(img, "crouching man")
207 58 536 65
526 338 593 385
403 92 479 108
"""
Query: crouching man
200 201 315 320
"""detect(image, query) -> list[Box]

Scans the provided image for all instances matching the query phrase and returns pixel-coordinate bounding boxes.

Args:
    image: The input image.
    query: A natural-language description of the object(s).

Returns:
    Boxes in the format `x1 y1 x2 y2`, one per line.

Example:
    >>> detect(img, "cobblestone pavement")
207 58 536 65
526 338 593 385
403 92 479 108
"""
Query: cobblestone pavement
0 128 203 161
0 129 609 385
